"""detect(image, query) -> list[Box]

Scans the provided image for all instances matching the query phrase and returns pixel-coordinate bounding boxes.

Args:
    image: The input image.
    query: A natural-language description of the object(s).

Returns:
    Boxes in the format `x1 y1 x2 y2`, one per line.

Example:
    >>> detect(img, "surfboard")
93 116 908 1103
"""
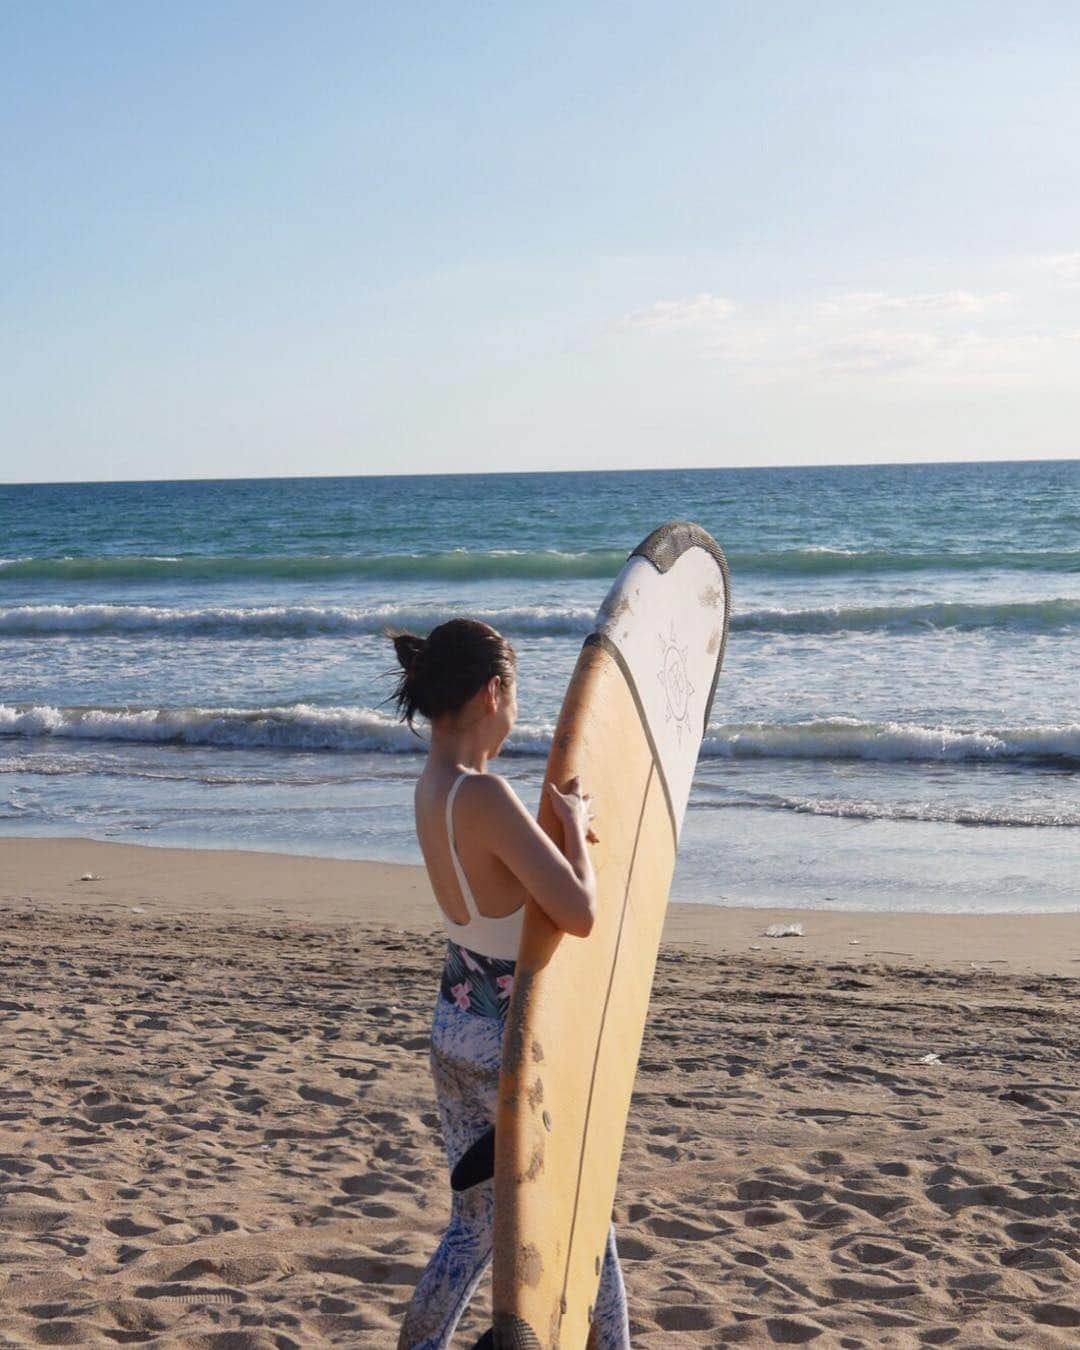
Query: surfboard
490 521 731 1349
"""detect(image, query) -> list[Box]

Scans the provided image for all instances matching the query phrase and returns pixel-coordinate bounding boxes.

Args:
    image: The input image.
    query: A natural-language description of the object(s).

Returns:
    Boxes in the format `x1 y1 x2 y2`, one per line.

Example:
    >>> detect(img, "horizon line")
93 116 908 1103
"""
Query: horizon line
4 452 1079 489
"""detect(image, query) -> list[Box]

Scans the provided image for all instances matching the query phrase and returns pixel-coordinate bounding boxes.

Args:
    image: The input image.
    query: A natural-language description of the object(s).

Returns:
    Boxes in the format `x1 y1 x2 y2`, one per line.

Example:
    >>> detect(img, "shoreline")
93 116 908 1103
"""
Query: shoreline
2 834 1076 977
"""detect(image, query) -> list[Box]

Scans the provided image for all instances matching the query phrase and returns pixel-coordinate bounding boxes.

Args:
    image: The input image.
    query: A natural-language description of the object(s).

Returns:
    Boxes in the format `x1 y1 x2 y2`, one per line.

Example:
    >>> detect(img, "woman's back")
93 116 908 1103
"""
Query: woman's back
415 768 525 961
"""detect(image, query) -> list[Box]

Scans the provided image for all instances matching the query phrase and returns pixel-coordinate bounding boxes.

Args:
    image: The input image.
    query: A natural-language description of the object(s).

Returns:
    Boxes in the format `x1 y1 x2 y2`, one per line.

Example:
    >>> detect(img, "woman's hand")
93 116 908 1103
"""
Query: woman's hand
479 773 598 936
547 775 599 844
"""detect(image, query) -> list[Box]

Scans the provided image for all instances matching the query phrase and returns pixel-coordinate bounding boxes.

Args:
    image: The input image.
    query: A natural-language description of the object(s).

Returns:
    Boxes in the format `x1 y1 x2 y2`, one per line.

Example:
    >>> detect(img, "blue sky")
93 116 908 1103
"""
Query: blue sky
3 1 1079 481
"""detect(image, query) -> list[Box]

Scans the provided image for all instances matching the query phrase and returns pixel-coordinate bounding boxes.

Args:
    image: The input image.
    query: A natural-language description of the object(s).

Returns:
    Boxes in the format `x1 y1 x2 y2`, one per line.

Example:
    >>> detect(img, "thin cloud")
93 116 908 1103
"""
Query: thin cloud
818 290 1013 317
613 272 1079 386
622 292 736 331
1039 252 1080 281
815 328 1073 378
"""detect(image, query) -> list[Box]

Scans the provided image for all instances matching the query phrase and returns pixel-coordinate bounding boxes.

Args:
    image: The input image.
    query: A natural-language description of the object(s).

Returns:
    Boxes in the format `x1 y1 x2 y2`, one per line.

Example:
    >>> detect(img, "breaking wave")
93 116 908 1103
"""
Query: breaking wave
0 602 596 639
5 597 1080 639
3 705 1079 767
700 718 1080 766
695 791 1080 828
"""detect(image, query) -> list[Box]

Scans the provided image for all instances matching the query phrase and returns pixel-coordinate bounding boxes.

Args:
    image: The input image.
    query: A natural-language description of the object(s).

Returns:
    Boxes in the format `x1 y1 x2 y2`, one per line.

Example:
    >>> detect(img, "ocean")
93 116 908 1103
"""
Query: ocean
2 461 1078 914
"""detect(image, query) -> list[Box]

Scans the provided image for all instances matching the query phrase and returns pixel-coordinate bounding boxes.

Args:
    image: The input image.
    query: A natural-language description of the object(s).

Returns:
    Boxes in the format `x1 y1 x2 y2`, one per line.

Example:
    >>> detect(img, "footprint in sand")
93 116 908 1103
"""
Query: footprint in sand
832 1236 913 1268
765 1315 827 1343
104 1214 159 1238
297 1084 352 1107
654 1304 720 1332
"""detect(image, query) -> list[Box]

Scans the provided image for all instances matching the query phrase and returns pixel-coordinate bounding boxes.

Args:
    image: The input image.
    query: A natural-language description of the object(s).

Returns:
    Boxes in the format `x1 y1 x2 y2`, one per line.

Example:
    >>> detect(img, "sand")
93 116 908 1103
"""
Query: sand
0 836 1077 1348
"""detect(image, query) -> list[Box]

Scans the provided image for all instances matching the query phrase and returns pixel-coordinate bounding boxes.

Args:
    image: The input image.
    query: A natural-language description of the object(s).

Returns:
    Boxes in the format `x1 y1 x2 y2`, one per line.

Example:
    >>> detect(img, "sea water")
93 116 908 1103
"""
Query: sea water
2 462 1078 913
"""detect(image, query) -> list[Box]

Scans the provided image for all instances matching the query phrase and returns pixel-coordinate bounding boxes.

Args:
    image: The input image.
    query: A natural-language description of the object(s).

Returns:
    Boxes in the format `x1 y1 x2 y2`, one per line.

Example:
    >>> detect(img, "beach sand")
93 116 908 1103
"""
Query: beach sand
1 836 1077 1348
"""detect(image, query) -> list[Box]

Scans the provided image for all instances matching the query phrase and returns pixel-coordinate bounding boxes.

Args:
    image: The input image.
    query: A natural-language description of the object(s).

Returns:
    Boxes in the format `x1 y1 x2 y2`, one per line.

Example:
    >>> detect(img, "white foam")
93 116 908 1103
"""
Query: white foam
0 701 556 756
7 597 1078 640
734 597 1080 636
696 789 1080 828
0 602 595 639
3 703 1078 769
701 718 1080 766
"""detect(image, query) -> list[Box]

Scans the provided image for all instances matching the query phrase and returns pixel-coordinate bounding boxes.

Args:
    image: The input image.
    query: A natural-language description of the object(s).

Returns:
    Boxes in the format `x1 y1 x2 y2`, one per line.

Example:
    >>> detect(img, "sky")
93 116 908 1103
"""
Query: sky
2 1 1079 483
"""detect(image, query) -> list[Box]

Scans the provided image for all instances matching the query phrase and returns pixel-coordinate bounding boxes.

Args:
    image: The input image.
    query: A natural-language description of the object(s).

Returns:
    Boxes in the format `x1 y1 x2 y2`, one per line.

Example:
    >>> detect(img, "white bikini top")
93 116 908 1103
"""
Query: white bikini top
440 771 525 960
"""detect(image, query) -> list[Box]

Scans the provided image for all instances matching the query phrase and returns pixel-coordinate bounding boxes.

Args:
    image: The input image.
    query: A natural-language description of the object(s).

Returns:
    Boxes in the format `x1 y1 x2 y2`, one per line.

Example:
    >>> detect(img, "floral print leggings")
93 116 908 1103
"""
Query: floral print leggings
398 941 631 1349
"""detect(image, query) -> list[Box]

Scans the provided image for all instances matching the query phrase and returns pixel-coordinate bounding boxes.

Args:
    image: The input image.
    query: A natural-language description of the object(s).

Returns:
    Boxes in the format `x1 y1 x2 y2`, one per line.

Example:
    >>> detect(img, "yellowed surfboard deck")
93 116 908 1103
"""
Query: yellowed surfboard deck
491 522 730 1349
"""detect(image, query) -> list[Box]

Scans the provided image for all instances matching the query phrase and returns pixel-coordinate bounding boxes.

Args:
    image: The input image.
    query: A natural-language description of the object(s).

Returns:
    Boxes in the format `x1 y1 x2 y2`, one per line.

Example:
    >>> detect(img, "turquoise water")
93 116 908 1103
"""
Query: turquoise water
2 462 1079 912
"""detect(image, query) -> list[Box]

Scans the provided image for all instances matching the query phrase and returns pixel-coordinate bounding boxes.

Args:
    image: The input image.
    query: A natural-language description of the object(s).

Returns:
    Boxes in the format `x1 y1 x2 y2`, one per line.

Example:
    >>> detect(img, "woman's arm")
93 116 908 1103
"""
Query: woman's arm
471 774 597 937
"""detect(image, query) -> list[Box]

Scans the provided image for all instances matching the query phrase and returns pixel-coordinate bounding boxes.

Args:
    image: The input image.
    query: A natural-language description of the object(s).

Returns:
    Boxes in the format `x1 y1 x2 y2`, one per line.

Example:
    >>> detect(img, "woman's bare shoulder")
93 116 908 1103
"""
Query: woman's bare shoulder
455 772 529 828
462 770 519 806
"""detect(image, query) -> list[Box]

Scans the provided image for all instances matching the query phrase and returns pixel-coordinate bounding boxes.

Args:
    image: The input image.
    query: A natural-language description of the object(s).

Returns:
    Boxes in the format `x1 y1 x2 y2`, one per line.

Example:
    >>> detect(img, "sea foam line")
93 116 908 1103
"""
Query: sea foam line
0 702 452 754
5 597 1080 639
702 718 1080 765
3 704 1079 766
736 597 1080 635
0 603 596 639
694 791 1080 828
732 547 1080 577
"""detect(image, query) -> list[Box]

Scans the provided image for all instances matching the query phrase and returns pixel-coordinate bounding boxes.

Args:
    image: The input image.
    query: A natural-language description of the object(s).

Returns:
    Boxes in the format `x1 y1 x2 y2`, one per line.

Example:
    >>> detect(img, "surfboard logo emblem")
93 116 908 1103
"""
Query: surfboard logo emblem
658 624 694 738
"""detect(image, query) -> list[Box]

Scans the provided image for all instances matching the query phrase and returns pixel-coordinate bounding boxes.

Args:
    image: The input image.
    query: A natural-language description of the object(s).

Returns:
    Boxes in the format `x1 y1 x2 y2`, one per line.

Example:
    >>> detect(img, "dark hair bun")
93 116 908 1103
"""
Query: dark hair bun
392 632 427 672
388 619 516 729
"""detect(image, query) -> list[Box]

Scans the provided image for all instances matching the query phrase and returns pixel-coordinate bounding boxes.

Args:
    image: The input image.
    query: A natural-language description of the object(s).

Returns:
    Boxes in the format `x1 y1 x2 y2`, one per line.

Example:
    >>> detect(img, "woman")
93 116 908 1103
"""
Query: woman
391 619 630 1350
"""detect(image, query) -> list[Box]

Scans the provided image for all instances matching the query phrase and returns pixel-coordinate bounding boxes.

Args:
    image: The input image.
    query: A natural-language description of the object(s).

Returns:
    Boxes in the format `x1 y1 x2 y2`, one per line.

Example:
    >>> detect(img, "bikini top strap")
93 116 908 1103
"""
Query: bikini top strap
445 772 480 921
